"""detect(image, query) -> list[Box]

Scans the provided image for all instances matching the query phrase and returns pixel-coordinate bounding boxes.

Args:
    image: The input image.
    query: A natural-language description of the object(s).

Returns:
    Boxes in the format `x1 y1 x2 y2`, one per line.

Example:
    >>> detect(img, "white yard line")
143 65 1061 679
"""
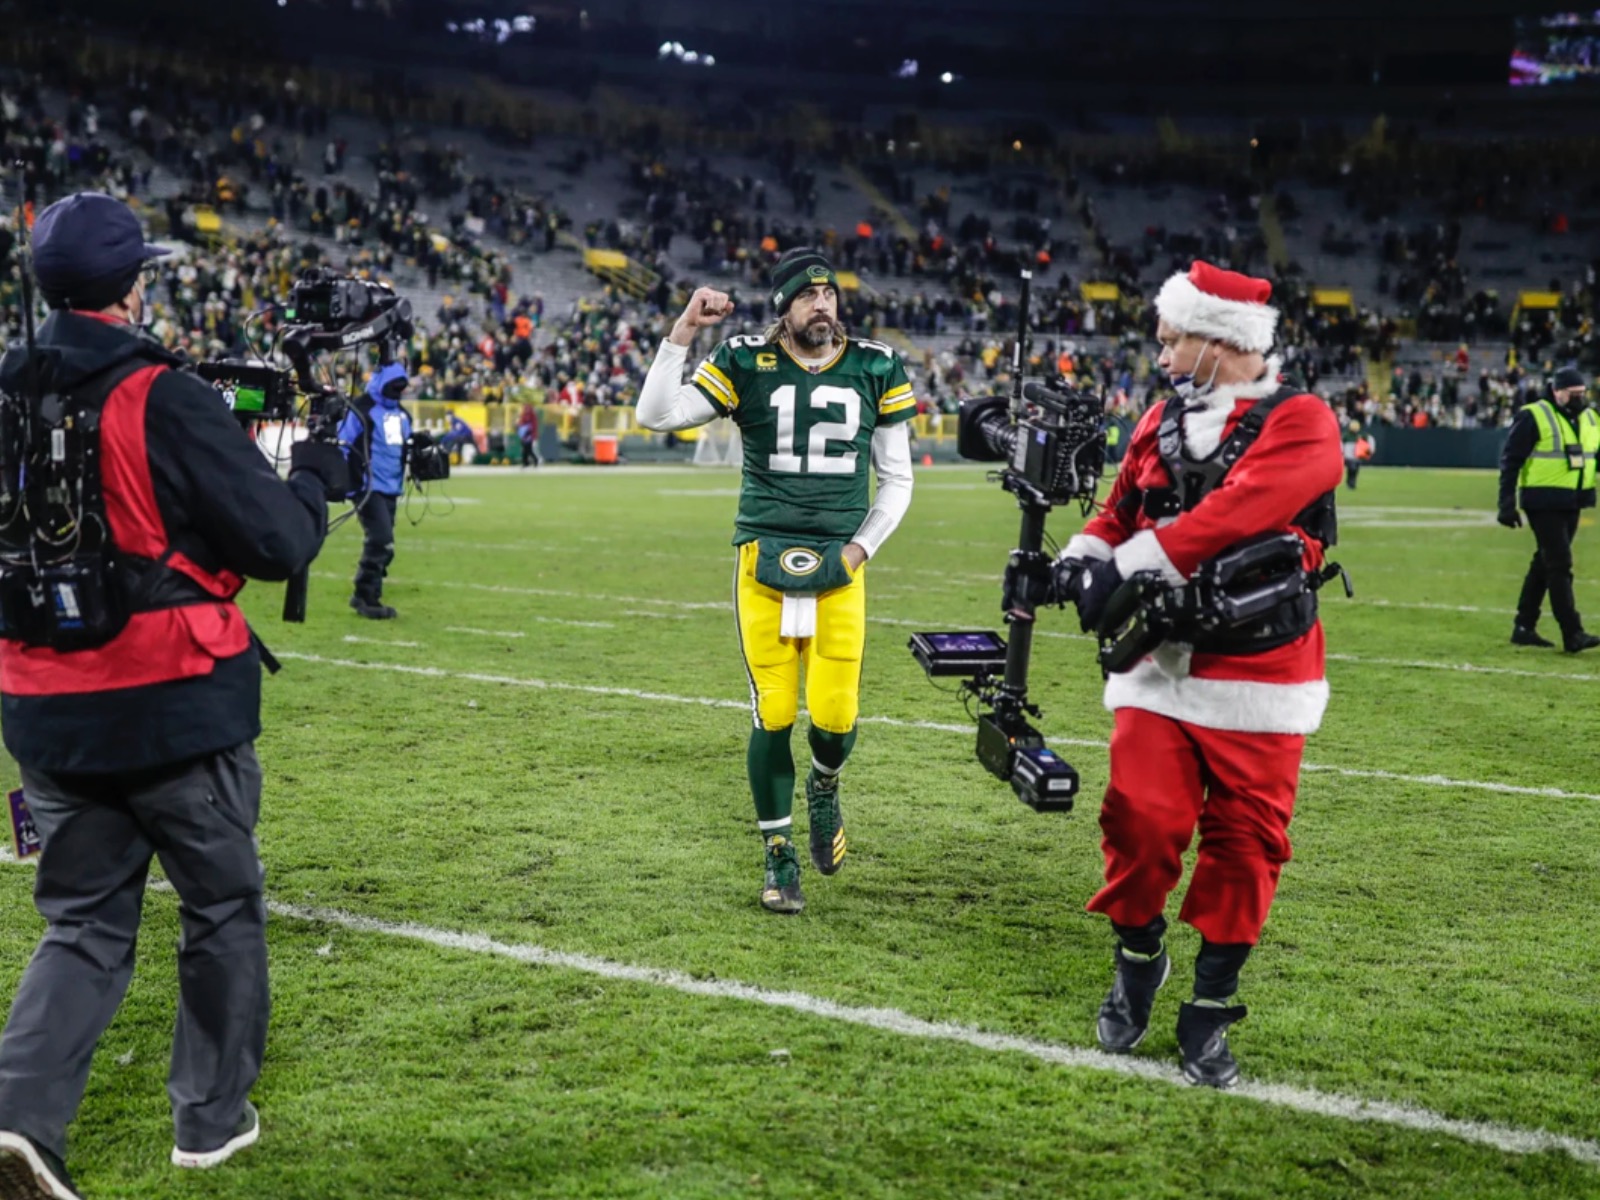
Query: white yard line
342 636 422 649
445 627 527 639
324 584 1599 679
259 900 1600 1168
273 654 1600 802
309 572 728 611
0 846 1587 1169
1325 654 1600 682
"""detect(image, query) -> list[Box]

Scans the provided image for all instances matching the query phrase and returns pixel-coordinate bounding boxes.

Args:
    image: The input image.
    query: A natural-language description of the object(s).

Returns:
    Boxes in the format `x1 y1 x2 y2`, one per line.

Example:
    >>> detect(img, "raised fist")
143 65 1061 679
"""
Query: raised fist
670 287 734 345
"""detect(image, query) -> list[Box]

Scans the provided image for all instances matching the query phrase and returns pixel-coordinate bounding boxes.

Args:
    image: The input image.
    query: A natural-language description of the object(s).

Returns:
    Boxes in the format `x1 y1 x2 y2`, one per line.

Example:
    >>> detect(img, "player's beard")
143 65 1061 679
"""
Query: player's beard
789 313 843 351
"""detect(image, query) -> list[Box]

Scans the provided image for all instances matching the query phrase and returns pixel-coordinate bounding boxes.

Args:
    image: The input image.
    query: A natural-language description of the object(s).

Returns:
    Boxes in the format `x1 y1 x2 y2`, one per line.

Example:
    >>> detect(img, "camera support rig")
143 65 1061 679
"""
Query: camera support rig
907 269 1107 813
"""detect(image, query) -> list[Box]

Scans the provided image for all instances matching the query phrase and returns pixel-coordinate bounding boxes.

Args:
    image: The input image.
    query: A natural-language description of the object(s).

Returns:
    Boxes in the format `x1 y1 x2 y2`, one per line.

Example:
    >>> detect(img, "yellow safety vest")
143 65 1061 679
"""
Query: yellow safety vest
1519 401 1599 493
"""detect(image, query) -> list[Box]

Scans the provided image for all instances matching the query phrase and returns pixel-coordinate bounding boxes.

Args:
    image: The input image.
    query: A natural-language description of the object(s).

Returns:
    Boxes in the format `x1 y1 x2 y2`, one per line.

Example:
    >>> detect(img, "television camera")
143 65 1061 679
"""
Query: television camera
191 267 450 622
0 227 442 646
906 269 1107 814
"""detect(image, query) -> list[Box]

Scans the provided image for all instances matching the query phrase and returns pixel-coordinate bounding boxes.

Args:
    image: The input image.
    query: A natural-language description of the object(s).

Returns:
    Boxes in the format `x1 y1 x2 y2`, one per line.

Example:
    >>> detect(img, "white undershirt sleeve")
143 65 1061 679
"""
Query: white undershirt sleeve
852 422 914 559
636 339 721 431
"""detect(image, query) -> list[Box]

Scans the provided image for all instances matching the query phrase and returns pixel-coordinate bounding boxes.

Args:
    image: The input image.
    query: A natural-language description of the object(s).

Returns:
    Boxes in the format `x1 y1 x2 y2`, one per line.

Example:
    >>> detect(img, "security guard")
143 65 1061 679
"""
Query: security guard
0 194 344 1198
1498 365 1600 653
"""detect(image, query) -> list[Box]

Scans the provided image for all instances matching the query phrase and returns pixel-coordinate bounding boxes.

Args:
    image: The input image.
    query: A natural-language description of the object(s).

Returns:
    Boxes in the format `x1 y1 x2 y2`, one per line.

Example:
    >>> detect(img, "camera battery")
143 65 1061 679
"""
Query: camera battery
1010 745 1078 813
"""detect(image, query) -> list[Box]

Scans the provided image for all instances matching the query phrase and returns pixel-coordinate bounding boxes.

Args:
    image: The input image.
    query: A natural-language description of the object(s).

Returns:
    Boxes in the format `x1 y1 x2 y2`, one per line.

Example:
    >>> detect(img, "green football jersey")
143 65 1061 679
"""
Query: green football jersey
690 335 918 544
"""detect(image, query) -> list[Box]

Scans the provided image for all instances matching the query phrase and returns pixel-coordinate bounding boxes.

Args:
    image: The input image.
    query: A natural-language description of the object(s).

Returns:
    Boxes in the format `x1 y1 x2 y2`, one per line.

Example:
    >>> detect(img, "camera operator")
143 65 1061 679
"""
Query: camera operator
1056 262 1342 1088
338 362 412 620
1497 365 1599 653
0 193 343 1197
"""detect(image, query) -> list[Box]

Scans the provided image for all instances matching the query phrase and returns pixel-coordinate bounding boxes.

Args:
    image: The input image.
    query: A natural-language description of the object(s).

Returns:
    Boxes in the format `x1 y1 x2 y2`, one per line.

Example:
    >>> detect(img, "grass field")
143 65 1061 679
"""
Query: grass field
2 463 1599 1199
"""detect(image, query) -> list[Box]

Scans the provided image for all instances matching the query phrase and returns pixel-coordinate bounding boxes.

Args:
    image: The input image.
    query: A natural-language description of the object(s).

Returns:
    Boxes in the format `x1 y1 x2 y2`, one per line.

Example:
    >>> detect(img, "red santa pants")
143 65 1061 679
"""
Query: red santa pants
1086 706 1304 945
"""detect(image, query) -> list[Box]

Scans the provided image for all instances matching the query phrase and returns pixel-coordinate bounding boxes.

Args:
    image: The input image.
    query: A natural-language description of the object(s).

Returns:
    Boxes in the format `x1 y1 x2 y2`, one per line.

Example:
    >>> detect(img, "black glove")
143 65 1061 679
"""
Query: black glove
1074 558 1124 634
290 439 351 501
1052 556 1086 606
1003 550 1058 613
1497 505 1522 529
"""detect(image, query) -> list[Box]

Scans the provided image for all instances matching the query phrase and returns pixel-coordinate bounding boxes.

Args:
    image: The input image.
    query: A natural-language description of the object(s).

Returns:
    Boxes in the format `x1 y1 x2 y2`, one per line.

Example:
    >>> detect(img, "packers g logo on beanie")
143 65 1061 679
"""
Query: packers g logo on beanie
770 250 838 314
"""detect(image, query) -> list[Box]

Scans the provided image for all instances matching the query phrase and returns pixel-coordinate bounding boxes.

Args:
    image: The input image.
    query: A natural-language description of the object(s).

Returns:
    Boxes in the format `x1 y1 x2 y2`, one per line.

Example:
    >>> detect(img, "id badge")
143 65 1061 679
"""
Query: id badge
8 789 40 860
1566 445 1585 472
383 412 406 446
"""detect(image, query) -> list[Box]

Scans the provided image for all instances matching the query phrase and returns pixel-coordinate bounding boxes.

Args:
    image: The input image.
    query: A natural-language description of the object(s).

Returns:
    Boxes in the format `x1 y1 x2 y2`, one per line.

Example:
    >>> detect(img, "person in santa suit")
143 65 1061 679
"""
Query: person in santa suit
1056 260 1343 1088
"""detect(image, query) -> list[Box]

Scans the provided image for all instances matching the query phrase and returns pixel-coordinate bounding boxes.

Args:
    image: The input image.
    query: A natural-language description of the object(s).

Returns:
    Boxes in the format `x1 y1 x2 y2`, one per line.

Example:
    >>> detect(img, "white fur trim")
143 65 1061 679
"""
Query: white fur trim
1112 530 1186 586
1179 355 1285 458
1156 273 1279 354
1060 534 1113 563
1104 660 1329 734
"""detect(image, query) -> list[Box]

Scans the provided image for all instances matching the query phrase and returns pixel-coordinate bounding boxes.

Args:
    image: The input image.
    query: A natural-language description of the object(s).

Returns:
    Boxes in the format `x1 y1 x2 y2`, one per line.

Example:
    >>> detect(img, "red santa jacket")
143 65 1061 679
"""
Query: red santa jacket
1063 360 1344 734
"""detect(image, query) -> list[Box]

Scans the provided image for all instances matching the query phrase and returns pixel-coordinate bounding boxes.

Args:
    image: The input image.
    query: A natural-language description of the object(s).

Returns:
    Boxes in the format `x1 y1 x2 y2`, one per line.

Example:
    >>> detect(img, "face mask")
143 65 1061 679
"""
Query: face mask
1171 340 1221 403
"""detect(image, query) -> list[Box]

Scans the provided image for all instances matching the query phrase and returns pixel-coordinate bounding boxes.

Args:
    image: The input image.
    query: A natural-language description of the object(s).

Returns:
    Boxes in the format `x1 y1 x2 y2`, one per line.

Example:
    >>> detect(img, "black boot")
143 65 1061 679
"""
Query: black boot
1096 946 1170 1053
350 594 398 620
1563 631 1600 654
1511 624 1555 648
1176 1001 1248 1089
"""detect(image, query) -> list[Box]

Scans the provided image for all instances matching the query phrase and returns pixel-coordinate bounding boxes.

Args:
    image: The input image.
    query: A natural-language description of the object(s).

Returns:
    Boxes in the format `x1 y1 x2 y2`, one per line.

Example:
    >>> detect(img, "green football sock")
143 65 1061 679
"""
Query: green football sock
748 725 797 829
808 724 857 779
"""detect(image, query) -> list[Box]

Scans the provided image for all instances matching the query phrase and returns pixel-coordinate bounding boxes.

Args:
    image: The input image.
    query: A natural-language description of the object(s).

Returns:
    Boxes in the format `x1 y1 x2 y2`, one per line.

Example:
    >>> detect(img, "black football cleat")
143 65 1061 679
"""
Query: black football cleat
1096 946 1170 1053
1177 1001 1248 1089
760 835 805 915
1510 624 1555 648
805 769 846 876
1563 631 1600 654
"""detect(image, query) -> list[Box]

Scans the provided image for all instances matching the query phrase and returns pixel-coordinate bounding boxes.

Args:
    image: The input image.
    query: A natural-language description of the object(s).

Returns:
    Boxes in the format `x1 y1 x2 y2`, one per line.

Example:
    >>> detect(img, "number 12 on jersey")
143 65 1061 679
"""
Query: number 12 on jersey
767 384 860 475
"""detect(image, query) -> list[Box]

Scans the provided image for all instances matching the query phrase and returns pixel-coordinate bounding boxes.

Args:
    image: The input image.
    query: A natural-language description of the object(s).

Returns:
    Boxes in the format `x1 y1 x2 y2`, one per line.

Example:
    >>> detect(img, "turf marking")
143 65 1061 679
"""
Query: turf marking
0 847 1588 1169
273 654 1600 802
310 571 727 611
342 636 422 649
445 627 527 639
1325 653 1600 682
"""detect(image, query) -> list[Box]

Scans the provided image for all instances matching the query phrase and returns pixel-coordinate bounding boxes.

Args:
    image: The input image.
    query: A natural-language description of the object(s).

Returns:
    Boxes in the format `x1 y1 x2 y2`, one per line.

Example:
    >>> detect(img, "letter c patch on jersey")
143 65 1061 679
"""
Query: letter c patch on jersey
779 547 823 577
756 352 779 370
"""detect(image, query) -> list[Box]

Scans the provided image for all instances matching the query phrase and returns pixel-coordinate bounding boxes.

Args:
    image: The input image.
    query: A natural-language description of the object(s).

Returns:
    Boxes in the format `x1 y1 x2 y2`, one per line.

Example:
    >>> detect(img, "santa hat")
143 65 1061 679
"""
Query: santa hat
1154 261 1278 354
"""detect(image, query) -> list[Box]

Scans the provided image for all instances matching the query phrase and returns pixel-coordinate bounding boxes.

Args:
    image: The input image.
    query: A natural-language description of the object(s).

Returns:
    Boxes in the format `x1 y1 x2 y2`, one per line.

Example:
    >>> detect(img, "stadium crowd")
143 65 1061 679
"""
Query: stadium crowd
3 40 1600 434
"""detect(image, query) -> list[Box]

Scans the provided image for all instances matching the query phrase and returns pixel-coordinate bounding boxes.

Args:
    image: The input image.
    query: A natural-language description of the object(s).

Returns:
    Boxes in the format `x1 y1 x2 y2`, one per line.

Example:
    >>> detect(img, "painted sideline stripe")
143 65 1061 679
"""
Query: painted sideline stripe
342 635 422 649
273 654 1600 802
0 847 1584 1170
446 626 527 639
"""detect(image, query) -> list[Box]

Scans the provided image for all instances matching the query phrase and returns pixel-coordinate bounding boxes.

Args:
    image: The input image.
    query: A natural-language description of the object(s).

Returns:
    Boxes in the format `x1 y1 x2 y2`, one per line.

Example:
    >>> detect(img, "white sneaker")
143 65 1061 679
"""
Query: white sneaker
171 1101 260 1169
0 1130 83 1199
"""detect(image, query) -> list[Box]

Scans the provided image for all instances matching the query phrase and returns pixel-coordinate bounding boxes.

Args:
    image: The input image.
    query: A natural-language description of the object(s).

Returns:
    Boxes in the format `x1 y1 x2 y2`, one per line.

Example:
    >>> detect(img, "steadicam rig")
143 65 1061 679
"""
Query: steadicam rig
907 269 1108 813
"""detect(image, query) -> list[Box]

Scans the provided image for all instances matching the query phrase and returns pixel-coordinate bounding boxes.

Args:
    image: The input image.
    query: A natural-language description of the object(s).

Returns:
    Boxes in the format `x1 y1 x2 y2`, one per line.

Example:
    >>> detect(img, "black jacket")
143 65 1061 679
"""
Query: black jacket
1498 401 1598 513
0 312 327 772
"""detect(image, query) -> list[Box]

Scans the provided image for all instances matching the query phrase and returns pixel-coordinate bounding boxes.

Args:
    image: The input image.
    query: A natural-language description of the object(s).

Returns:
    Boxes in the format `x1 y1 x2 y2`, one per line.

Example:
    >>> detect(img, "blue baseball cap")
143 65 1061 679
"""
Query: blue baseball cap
31 193 171 309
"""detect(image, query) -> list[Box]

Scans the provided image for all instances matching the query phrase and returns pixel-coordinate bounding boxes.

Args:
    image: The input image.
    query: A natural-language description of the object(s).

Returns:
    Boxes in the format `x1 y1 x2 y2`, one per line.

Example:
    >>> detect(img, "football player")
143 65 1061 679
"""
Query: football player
638 248 917 913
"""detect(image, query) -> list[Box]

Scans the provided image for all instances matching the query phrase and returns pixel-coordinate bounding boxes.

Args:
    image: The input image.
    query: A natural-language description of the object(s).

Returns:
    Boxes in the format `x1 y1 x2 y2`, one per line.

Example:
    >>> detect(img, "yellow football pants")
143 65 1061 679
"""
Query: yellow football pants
733 540 865 734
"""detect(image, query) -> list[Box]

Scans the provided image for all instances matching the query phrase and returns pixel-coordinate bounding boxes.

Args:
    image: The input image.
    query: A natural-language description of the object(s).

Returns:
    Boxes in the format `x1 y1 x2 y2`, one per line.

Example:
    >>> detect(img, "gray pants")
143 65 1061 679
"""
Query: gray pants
0 743 268 1159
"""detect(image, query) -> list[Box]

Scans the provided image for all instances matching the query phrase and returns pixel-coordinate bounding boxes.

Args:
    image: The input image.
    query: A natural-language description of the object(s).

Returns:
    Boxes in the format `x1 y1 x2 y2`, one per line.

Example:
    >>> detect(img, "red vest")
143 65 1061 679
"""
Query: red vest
0 361 250 697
